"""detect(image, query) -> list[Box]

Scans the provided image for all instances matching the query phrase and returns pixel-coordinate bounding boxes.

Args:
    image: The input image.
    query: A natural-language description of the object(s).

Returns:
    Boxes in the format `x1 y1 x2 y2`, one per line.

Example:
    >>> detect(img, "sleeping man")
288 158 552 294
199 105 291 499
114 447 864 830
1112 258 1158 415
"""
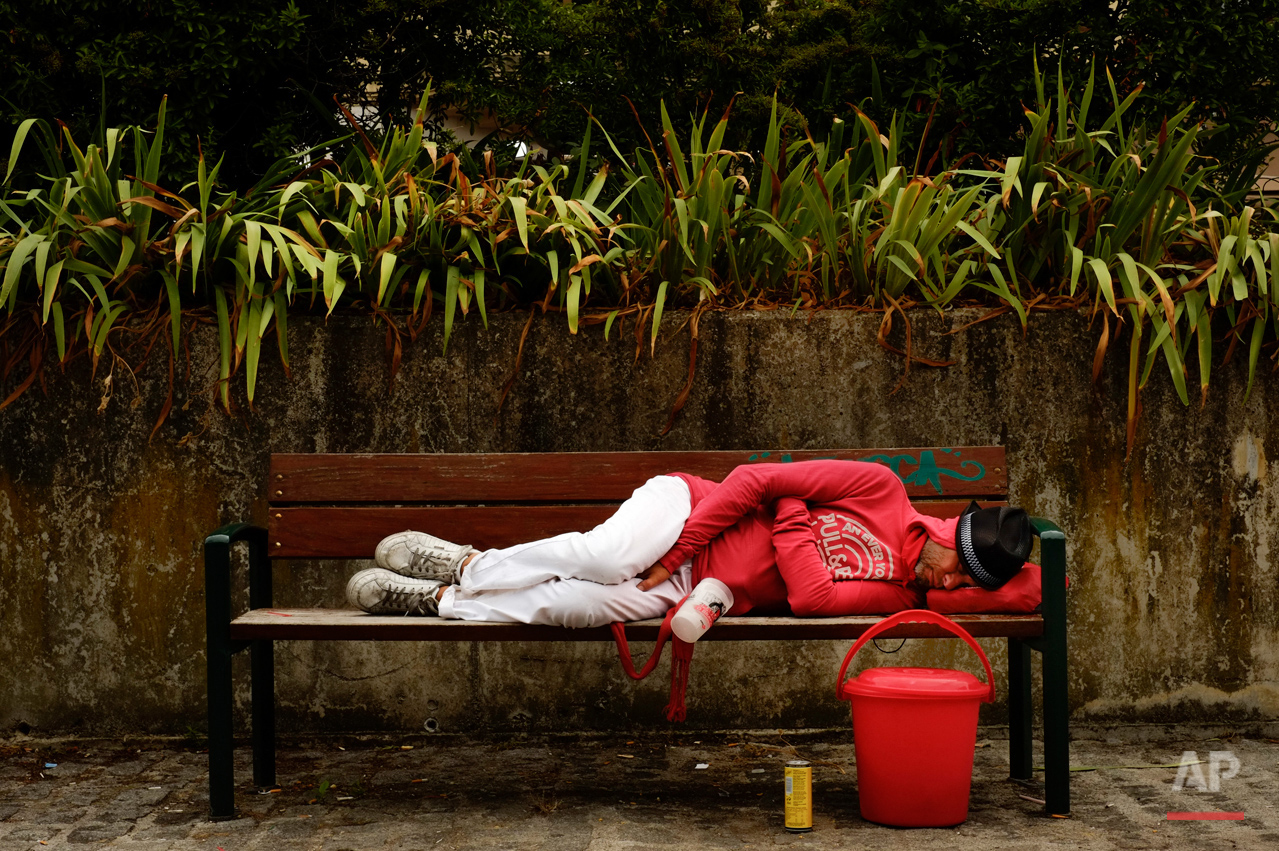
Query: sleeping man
345 460 1033 626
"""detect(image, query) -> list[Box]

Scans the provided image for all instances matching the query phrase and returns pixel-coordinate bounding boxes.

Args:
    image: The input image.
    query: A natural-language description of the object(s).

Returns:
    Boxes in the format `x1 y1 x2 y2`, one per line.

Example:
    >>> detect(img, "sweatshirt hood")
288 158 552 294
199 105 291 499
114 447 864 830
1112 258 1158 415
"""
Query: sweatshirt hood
902 513 961 578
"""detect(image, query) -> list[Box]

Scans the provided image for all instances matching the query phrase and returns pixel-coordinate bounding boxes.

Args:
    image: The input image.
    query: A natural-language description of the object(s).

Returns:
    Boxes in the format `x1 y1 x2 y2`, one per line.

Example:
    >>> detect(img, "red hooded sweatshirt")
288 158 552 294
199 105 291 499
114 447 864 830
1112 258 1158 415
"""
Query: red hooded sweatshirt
660 460 958 616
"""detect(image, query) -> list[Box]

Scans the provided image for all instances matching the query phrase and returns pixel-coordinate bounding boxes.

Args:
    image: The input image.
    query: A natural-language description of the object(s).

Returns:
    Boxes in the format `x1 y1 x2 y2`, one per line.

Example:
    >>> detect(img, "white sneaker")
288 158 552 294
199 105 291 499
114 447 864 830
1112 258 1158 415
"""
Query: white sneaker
346 568 445 616
374 531 475 584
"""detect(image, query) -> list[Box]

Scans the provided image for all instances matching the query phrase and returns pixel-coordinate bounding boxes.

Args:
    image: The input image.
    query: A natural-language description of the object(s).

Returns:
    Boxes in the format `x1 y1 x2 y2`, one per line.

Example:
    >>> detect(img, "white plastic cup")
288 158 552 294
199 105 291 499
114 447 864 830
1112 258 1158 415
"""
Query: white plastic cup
671 578 735 642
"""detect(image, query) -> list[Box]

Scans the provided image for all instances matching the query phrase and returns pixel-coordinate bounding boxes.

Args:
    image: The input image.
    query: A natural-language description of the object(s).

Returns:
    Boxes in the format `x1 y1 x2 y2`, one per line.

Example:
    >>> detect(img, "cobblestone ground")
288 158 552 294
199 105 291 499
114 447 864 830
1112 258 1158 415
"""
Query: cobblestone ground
1 731 1276 850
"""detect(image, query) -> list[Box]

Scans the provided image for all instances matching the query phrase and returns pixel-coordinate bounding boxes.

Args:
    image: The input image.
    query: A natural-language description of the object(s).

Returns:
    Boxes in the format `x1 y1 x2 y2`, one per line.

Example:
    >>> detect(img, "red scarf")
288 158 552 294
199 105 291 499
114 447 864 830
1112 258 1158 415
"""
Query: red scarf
610 601 693 722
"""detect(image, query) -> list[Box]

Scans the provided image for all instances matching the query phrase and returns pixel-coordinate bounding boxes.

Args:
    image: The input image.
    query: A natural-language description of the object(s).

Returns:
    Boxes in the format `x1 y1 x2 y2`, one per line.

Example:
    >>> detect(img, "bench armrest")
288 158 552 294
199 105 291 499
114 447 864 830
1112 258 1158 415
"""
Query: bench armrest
206 522 267 547
205 523 270 633
1030 516 1063 537
1029 515 1067 621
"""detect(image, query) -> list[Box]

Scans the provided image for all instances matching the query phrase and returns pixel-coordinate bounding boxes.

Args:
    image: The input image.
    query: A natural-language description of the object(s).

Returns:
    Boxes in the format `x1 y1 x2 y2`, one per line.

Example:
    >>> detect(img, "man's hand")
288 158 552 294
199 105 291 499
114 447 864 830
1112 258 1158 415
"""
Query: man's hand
636 564 671 591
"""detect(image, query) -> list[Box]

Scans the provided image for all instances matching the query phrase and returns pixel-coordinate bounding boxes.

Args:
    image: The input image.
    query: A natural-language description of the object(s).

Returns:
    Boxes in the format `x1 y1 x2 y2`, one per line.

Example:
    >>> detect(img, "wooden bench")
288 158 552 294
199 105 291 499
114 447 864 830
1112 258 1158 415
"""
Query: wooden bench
204 448 1069 820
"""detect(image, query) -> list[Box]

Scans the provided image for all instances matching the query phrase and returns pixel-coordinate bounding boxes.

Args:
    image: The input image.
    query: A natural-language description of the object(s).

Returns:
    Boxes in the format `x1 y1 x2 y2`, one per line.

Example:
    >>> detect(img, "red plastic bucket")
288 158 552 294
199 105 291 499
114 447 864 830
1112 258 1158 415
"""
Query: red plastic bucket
836 610 995 827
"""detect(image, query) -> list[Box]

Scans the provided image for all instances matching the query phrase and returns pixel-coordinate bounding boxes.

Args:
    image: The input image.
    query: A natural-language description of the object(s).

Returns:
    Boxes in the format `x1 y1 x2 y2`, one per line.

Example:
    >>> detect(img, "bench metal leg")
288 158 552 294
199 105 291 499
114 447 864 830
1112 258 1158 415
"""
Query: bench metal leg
207 641 236 820
1042 629 1070 815
251 640 276 788
1038 528 1070 816
1007 637 1033 781
205 533 238 821
204 524 267 821
248 552 276 789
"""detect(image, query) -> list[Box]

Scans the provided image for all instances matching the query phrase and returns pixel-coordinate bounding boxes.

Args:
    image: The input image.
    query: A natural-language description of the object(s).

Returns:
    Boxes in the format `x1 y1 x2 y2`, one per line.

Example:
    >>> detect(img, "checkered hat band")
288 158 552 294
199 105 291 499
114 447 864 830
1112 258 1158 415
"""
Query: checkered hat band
959 513 998 588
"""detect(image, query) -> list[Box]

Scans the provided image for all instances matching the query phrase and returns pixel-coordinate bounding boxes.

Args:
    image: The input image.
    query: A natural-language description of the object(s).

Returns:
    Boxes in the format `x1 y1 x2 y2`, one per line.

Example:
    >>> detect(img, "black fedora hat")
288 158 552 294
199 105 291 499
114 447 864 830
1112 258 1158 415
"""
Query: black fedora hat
956 501 1033 589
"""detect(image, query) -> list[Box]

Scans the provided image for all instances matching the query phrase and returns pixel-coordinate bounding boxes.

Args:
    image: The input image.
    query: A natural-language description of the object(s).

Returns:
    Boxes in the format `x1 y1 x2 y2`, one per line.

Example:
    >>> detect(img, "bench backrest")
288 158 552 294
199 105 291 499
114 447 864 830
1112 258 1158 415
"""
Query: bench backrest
266 448 1007 559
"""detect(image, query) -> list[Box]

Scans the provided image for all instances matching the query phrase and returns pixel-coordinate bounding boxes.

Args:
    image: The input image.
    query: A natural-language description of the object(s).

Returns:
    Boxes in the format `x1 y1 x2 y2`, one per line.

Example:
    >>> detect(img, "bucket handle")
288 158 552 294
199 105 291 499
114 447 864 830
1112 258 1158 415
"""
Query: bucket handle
836 609 995 704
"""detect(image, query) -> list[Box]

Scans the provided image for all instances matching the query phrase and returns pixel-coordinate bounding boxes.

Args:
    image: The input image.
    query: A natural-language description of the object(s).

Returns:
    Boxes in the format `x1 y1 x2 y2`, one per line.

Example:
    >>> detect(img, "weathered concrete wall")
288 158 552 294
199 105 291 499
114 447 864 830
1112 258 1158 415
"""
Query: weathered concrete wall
1 309 1277 736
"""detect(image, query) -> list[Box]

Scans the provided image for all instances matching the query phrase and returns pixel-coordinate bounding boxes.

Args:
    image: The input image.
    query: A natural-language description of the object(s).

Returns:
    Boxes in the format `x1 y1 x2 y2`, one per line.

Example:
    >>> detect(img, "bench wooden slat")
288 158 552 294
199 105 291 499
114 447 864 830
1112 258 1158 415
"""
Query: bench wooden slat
229 608 1045 642
268 501 988 558
269 448 1008 504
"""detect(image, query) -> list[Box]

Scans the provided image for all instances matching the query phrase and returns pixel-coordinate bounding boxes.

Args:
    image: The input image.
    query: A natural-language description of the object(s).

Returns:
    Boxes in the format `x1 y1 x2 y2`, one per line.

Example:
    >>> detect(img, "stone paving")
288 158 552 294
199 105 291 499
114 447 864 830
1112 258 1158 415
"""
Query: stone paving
1 729 1277 850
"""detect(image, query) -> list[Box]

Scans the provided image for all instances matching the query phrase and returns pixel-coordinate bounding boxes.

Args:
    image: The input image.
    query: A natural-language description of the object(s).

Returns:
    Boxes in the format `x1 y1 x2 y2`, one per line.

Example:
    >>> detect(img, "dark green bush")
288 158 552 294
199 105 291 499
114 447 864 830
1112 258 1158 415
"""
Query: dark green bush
1 0 337 186
853 0 1279 199
4 1 1277 195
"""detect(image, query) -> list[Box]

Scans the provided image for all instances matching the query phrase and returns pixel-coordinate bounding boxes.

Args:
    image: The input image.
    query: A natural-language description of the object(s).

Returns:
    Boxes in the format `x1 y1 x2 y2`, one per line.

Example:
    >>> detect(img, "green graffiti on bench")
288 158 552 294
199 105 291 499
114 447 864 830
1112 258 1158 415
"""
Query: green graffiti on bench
745 449 985 495
858 449 986 494
748 452 799 463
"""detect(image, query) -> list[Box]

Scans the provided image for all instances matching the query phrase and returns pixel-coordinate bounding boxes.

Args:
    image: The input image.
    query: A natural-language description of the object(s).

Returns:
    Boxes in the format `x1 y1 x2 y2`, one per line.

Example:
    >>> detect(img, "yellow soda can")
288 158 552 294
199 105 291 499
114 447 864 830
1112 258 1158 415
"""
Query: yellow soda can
784 760 813 832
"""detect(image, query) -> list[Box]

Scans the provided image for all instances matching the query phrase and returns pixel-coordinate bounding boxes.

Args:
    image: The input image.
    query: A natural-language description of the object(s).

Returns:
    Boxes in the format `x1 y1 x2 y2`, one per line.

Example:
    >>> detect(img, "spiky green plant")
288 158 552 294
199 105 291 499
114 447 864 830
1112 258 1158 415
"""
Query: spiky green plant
2 64 1276 450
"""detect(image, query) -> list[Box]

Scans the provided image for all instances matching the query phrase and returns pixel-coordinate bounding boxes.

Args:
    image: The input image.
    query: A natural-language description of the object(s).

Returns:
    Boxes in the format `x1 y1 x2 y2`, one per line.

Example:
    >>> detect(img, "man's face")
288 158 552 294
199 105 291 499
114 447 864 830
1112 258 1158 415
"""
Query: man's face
915 541 979 590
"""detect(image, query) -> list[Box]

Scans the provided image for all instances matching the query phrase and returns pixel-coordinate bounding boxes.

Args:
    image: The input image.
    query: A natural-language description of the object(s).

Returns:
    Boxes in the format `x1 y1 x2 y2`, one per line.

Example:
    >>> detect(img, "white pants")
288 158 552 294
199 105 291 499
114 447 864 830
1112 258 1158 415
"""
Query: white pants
437 475 694 627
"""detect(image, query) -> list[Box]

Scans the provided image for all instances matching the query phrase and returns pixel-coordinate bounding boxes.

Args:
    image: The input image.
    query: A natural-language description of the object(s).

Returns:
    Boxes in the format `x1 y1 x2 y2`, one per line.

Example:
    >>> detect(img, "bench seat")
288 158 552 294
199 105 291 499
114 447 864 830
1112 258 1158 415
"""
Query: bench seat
229 609 1046 642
